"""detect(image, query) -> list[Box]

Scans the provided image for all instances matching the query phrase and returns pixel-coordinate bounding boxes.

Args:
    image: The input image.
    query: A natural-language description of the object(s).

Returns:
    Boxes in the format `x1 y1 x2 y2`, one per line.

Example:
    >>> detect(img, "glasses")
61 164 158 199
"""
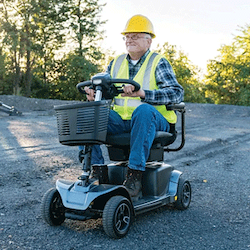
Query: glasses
122 34 149 41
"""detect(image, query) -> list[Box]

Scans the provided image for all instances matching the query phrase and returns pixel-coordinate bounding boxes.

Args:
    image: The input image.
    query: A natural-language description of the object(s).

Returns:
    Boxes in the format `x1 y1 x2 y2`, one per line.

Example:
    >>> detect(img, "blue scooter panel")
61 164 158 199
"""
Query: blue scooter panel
56 179 129 211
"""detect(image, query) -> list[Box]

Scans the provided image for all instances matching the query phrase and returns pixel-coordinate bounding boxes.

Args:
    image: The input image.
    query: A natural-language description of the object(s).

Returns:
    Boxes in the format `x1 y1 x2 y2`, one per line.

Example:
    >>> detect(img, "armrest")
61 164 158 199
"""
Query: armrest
165 102 186 152
166 102 185 112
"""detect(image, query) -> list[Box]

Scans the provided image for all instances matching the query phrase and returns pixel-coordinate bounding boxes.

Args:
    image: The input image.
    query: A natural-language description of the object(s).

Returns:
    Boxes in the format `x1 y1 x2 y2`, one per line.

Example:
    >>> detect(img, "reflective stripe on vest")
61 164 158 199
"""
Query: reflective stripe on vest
114 98 143 107
110 52 177 123
143 52 158 89
112 54 126 78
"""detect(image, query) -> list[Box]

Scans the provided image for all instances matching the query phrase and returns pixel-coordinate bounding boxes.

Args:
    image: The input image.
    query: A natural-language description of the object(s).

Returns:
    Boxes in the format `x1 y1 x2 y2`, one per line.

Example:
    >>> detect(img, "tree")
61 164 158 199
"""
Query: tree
0 0 72 97
0 1 22 95
32 0 71 87
52 53 100 100
156 42 206 103
50 0 106 100
205 25 250 106
69 0 106 57
0 47 8 94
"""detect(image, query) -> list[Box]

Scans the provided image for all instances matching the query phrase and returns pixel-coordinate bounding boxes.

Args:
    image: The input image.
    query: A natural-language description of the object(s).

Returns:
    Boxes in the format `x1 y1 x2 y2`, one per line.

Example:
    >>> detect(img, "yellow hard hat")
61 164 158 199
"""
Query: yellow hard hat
121 15 156 38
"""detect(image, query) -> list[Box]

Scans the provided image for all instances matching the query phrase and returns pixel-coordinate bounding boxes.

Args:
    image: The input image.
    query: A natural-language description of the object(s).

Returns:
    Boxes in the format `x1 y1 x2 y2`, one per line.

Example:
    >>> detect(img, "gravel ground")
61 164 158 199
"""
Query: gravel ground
0 95 250 250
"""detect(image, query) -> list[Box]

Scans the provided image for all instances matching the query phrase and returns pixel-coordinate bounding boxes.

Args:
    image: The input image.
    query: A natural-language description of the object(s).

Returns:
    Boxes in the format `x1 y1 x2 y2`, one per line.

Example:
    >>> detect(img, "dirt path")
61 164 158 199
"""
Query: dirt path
0 96 250 250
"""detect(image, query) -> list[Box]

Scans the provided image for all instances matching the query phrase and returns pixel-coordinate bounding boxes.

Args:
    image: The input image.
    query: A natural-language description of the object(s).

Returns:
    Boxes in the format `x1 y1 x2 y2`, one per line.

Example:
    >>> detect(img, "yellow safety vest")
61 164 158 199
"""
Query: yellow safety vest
110 51 177 123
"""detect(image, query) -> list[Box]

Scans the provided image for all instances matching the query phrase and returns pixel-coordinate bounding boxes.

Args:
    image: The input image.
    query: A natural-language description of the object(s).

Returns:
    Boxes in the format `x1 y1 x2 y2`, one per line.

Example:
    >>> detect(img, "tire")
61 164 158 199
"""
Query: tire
103 196 133 238
174 177 191 210
41 188 65 226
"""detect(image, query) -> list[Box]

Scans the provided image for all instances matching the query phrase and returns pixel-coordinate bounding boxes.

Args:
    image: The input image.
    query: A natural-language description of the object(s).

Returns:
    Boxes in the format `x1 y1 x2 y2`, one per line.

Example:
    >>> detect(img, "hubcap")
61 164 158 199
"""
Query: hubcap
182 183 191 206
51 194 64 219
115 203 131 233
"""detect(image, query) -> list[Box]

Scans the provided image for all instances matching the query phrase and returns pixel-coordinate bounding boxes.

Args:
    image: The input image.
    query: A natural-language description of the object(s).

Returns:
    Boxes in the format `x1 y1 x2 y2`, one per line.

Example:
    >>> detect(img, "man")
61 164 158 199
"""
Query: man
83 14 184 199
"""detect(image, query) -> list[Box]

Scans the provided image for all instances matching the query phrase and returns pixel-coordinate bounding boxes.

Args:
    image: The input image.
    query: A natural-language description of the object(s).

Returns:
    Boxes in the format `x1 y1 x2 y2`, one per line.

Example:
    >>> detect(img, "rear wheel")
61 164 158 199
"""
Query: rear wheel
103 196 133 238
41 188 65 226
174 177 191 210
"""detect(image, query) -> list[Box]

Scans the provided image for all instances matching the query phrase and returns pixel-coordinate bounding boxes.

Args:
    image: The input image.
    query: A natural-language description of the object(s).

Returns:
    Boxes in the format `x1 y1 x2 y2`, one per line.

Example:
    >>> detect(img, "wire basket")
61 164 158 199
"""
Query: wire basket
54 100 111 146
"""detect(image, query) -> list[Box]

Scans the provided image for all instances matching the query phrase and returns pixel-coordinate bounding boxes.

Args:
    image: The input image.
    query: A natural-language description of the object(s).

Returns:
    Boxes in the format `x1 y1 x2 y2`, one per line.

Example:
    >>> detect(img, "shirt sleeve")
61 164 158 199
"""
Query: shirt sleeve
105 60 114 74
142 57 184 105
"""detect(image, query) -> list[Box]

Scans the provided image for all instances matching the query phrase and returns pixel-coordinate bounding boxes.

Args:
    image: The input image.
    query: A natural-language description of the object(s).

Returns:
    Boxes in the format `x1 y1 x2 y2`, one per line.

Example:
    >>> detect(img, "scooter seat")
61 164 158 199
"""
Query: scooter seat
106 131 176 147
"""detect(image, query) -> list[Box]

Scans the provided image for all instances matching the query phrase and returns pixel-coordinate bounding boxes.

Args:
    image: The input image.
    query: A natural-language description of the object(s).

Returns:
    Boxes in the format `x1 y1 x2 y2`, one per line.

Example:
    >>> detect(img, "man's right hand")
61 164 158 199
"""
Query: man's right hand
84 86 95 101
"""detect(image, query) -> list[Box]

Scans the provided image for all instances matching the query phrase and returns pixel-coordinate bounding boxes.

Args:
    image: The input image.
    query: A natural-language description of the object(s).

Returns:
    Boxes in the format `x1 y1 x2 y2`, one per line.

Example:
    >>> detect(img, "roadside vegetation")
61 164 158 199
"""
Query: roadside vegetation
0 0 249 106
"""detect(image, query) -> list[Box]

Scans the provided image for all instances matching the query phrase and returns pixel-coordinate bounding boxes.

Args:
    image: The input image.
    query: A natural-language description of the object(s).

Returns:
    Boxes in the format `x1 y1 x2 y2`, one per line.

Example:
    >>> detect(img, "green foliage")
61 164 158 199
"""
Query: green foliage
51 53 101 100
0 0 71 96
156 43 206 103
1 0 249 106
69 0 106 56
205 25 250 106
0 0 105 99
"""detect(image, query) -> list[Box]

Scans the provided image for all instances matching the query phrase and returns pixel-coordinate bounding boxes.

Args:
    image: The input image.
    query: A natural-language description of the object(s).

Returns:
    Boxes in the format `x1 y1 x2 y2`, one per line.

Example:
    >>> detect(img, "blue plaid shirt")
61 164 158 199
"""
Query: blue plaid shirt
106 50 184 105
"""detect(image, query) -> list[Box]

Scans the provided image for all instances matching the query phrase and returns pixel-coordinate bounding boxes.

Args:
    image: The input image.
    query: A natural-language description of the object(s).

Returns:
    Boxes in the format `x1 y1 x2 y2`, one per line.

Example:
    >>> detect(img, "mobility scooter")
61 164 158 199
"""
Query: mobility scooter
41 73 191 238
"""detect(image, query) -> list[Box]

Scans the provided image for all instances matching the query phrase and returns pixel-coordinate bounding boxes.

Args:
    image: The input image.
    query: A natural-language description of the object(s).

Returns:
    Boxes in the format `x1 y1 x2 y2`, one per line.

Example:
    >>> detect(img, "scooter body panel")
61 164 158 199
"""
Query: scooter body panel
133 168 183 214
56 179 129 211
169 169 182 196
142 162 174 197
107 162 183 215
56 164 182 213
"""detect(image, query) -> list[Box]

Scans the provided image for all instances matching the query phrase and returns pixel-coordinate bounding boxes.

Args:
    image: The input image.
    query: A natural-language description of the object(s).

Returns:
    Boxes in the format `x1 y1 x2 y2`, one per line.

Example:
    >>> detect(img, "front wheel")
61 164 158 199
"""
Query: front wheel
174 177 191 210
41 188 65 226
102 196 133 238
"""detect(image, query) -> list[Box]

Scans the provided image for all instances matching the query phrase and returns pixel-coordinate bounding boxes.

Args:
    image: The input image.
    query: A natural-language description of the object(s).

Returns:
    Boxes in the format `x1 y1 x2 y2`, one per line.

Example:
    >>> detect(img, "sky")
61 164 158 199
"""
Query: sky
99 0 250 74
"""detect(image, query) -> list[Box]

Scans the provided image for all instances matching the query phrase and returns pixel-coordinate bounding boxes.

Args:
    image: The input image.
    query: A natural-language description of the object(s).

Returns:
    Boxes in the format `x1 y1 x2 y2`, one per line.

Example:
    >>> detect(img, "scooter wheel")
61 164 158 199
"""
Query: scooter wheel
103 195 133 238
174 177 191 210
41 188 65 226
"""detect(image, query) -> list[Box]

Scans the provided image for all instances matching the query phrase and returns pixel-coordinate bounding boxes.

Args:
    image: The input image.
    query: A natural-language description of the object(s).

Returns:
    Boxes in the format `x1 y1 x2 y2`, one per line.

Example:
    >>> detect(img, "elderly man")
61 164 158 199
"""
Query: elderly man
82 14 184 199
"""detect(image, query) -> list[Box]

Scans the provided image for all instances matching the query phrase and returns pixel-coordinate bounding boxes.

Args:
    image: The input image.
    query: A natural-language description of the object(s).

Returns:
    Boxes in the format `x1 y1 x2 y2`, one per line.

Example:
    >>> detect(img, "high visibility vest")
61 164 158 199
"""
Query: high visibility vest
110 51 177 123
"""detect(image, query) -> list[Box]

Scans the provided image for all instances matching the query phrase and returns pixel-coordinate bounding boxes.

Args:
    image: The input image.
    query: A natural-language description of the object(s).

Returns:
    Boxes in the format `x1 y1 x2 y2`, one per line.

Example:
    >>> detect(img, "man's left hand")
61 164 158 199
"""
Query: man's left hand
121 84 145 98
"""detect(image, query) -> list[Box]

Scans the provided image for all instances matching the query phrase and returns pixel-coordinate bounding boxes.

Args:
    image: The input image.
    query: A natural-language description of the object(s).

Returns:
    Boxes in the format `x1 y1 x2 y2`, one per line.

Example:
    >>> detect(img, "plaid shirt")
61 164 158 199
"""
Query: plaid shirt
106 50 184 105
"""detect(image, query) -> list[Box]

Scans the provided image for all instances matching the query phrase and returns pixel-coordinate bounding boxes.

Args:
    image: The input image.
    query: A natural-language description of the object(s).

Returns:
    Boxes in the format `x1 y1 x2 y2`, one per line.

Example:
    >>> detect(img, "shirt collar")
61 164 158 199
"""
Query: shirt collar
127 50 151 66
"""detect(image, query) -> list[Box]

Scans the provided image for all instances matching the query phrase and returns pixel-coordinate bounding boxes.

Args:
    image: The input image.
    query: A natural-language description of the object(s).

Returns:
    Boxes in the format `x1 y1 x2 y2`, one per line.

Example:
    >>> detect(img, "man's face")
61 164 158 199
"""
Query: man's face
124 33 152 55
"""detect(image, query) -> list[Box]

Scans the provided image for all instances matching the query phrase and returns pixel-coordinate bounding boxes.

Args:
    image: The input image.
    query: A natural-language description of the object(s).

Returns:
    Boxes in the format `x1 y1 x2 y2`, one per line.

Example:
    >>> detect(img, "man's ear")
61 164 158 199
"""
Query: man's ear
147 38 152 48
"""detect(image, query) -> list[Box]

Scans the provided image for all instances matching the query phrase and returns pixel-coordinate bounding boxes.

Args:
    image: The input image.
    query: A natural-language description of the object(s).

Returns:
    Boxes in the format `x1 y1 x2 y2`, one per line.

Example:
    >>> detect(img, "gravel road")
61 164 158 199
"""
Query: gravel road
0 95 250 250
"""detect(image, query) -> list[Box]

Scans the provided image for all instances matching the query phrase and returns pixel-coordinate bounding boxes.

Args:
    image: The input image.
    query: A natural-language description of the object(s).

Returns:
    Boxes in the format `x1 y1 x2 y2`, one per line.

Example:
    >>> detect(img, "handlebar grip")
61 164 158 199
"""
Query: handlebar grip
76 80 92 94
110 79 140 92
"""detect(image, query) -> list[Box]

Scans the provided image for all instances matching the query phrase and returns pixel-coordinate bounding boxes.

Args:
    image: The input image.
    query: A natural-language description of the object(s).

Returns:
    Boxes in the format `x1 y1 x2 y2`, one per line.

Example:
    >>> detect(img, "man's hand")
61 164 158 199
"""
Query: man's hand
121 84 145 98
84 86 95 101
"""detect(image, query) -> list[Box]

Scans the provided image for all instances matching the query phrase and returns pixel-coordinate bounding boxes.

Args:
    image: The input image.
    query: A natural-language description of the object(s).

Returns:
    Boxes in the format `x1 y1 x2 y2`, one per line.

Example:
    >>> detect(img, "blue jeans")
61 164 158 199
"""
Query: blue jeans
79 104 170 171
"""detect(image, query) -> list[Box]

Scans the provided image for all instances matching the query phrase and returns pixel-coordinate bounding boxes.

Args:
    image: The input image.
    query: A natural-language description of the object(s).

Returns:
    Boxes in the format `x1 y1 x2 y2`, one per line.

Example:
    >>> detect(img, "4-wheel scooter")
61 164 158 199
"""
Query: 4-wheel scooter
41 73 191 238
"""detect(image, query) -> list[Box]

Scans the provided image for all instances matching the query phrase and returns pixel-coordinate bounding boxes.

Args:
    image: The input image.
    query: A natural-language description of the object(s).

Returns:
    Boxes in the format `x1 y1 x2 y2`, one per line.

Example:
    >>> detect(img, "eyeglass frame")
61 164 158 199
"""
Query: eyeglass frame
122 33 151 41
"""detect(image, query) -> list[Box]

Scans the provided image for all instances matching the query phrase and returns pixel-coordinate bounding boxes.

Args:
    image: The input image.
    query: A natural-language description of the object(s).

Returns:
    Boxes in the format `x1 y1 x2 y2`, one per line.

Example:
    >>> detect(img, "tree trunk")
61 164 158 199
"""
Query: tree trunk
13 50 21 95
24 23 32 97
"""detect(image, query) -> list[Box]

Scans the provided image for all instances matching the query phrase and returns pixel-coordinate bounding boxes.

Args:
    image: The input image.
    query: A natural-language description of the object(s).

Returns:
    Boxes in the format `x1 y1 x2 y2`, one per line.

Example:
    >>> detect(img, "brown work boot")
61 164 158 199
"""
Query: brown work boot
123 168 143 199
89 164 109 184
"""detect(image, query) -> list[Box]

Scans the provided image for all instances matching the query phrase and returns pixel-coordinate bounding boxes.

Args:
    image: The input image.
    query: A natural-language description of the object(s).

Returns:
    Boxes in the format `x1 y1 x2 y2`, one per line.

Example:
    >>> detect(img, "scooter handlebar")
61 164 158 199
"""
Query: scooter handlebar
76 80 92 94
109 79 140 94
76 76 141 96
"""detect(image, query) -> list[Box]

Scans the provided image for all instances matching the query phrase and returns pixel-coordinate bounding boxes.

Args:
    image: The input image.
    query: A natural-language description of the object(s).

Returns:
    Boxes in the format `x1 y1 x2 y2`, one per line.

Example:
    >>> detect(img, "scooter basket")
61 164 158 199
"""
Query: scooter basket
54 100 111 146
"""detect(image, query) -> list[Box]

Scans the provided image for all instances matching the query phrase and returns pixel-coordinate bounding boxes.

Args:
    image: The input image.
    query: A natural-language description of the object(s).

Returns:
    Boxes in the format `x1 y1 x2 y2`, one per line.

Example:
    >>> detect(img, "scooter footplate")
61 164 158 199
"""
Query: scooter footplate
133 196 172 214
